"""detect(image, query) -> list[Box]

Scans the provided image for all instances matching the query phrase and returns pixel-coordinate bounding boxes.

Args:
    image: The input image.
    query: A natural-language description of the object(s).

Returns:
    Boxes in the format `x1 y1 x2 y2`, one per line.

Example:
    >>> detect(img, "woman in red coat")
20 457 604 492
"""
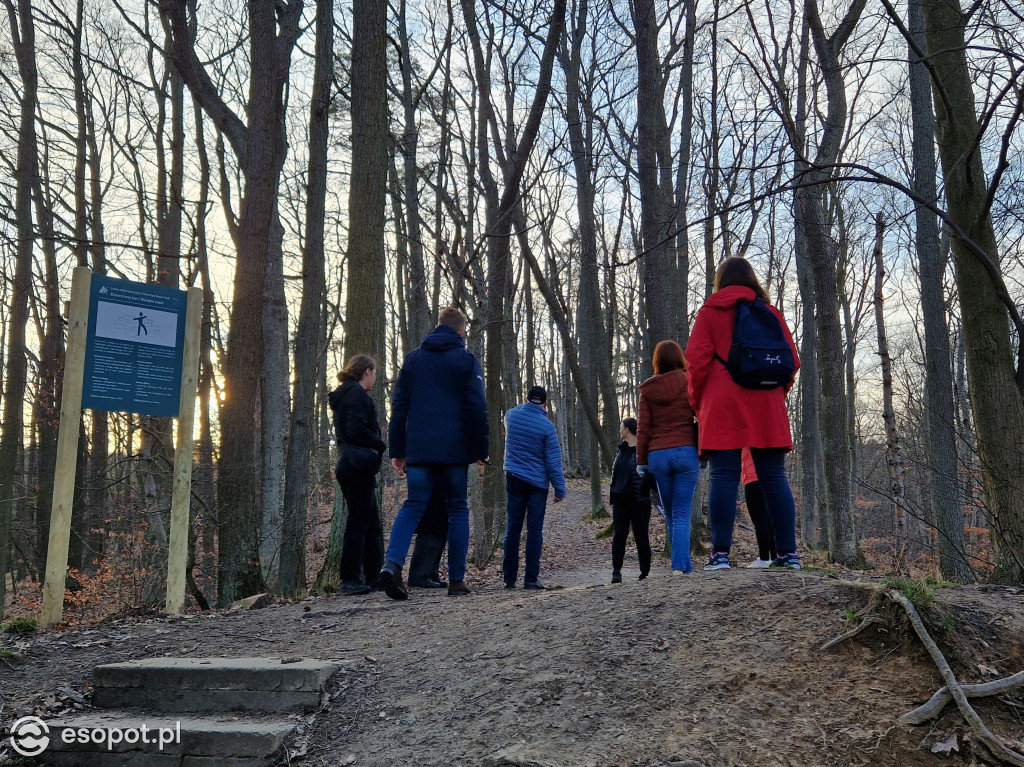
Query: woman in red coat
685 257 801 570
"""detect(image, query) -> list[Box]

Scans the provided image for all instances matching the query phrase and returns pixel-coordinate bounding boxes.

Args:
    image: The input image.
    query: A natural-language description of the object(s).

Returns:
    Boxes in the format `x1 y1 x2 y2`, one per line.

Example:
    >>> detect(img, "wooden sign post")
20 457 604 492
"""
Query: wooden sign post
41 267 92 629
165 287 202 614
41 268 202 628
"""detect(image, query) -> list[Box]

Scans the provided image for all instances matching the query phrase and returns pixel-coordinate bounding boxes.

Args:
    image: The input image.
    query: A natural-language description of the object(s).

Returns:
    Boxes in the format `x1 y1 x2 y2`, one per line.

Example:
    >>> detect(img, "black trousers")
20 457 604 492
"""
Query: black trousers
611 500 652 576
744 480 776 561
338 476 383 584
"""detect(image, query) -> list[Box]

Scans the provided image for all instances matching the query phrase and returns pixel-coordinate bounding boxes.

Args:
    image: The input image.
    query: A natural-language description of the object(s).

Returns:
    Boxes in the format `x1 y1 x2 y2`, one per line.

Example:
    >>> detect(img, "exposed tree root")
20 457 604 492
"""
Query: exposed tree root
821 616 885 651
900 670 1024 725
886 589 1024 766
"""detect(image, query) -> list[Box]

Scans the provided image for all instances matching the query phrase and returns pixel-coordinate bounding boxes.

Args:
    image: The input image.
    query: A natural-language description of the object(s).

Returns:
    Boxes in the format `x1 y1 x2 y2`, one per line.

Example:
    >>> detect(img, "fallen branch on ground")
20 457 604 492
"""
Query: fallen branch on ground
900 670 1024 725
887 589 1024 766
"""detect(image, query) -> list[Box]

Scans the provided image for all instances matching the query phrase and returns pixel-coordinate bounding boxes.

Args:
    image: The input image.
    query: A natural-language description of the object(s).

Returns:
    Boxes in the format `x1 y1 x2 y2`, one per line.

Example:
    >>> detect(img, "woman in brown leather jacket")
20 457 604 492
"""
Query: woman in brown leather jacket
637 341 699 573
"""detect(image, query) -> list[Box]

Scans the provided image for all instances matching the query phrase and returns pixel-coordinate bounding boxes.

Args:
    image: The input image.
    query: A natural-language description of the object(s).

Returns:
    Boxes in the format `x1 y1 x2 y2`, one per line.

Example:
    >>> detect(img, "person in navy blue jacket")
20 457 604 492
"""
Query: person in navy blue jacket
502 386 566 590
379 307 489 600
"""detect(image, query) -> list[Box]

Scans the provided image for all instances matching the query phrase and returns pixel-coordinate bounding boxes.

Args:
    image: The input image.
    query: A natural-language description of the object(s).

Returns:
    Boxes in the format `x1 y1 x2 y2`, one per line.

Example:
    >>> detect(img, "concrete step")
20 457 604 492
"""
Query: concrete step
91 657 337 713
38 710 296 767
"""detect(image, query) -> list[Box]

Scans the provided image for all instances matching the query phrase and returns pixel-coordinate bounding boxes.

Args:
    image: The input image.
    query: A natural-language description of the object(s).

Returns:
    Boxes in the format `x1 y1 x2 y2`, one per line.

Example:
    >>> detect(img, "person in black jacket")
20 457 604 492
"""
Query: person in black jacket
328 355 388 595
609 418 652 583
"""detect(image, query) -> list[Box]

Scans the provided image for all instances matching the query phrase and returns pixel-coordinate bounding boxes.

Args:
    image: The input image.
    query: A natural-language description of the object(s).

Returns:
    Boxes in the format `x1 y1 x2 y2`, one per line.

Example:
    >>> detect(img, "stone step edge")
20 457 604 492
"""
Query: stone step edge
93 658 339 693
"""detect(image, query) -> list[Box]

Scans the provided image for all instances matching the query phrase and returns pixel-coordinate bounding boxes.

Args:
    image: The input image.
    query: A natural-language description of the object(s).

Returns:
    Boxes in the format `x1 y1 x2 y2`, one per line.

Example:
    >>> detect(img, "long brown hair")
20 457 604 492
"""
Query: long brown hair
652 340 685 375
338 354 376 383
714 257 770 302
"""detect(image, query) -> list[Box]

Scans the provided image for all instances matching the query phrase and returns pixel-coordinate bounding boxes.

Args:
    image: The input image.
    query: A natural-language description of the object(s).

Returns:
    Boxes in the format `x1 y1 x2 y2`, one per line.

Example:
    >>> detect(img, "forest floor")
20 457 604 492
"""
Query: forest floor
2 478 1024 767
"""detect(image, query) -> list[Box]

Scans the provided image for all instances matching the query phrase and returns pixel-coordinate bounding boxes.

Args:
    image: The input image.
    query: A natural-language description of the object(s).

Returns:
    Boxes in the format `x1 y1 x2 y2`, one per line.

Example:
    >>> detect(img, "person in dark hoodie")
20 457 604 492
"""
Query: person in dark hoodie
379 307 489 599
637 340 700 574
328 355 388 595
609 418 652 583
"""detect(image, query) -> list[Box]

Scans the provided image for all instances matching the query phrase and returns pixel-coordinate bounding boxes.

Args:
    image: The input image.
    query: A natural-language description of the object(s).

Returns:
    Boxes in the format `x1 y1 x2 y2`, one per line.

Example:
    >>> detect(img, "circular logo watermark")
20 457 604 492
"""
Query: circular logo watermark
9 716 50 757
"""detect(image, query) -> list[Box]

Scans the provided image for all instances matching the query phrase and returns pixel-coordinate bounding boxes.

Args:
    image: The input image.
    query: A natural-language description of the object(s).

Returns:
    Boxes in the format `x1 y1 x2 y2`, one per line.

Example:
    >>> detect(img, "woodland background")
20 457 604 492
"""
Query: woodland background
1 0 1023 620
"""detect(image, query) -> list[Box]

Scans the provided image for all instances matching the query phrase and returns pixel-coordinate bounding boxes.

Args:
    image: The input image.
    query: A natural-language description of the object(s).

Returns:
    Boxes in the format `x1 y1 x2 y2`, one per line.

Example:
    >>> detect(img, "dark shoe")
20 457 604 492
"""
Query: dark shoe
638 572 648 581
504 582 516 590
523 580 549 590
447 580 472 596
340 580 371 595
611 571 622 584
768 553 802 570
703 551 731 571
379 562 408 600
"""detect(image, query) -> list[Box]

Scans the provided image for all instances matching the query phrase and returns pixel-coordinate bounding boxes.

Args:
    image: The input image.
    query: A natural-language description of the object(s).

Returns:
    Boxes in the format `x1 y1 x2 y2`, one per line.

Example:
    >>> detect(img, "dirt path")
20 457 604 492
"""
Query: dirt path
3 479 1023 766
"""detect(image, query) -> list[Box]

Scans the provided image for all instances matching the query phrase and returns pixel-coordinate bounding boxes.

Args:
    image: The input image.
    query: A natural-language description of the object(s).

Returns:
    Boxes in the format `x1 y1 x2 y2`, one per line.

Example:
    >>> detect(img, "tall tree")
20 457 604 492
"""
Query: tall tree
343 0 388 364
633 0 681 352
907 0 971 582
281 0 333 597
558 0 616 512
0 0 39 617
922 0 1024 584
796 0 866 566
161 0 305 604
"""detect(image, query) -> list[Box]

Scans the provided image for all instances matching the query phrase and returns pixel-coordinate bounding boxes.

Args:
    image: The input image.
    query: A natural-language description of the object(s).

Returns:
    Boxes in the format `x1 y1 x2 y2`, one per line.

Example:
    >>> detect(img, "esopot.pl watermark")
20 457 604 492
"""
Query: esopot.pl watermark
8 716 182 756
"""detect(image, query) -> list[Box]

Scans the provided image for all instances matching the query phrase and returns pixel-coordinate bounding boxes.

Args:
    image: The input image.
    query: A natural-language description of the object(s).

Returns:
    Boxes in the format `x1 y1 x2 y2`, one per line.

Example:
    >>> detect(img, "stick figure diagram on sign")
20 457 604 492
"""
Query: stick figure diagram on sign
95 302 175 348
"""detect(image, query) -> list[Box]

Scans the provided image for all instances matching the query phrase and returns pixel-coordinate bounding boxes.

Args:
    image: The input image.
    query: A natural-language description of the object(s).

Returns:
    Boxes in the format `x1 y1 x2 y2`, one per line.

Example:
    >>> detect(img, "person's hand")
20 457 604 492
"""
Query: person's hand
392 457 406 476
553 496 564 504
636 464 648 476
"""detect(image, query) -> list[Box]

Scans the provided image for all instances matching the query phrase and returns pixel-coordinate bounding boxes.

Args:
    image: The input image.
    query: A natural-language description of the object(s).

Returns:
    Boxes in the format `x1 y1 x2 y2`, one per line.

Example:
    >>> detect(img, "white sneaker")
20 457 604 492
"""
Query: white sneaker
746 558 771 569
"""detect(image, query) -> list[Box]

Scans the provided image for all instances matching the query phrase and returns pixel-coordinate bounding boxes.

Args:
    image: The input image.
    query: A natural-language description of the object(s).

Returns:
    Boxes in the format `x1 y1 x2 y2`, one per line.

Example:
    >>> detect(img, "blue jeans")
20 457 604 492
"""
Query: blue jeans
384 464 470 581
503 473 549 584
648 446 700 572
708 448 796 555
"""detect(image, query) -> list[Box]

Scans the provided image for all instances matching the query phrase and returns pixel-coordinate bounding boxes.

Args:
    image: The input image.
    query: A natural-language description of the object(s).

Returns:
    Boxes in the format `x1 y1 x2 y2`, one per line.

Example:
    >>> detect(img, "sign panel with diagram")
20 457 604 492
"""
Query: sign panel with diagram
81 275 188 417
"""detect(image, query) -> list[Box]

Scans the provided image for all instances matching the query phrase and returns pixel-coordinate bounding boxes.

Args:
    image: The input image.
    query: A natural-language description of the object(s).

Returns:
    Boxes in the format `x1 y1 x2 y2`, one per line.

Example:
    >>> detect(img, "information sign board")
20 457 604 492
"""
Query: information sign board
81 275 188 417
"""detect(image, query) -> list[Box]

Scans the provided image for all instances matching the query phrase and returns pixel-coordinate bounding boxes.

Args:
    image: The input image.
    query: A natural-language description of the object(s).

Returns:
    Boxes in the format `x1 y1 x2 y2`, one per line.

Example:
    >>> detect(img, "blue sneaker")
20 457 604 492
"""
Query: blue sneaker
703 551 731 570
769 553 801 570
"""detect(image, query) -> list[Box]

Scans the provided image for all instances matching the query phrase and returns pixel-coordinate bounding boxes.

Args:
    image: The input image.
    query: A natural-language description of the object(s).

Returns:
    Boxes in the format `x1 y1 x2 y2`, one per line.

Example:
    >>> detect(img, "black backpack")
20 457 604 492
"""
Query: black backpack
714 299 795 389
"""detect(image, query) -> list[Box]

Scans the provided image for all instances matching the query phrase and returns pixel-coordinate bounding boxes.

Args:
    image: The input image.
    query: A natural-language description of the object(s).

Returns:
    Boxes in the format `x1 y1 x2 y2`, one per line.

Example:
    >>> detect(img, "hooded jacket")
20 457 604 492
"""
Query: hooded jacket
636 369 697 465
328 380 387 453
685 285 800 453
389 324 489 465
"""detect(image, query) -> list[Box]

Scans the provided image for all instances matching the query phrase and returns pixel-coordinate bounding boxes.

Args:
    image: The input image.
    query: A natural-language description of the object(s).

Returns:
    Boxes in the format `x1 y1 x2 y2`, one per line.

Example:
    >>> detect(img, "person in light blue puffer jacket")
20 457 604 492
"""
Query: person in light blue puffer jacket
502 386 566 590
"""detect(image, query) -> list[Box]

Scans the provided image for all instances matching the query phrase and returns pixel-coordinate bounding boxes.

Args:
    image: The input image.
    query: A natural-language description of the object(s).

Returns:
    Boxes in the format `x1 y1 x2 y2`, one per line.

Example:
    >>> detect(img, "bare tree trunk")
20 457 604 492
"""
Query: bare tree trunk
798 0 866 566
872 214 908 574
395 0 432 344
789 14 822 548
0 0 39 617
343 0 388 363
558 0 615 510
281 0 332 597
923 0 1024 584
162 0 304 604
633 0 679 347
675 0 697 343
908 0 972 583
192 98 217 601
